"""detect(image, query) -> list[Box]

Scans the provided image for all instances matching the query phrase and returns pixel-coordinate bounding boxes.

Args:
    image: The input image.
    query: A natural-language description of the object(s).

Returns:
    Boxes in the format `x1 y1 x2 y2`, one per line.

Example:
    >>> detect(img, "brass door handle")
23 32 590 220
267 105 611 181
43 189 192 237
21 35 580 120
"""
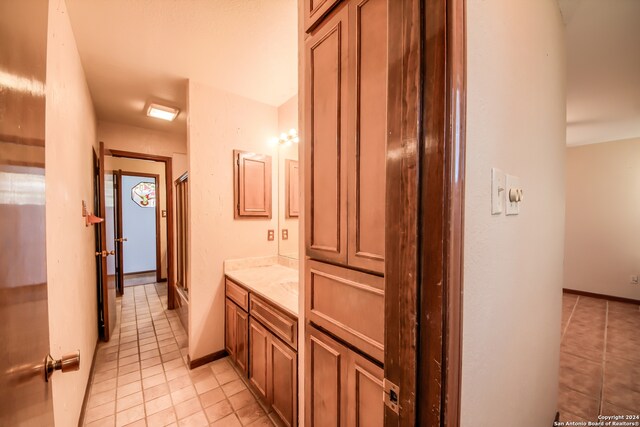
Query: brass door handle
95 250 115 257
44 351 80 382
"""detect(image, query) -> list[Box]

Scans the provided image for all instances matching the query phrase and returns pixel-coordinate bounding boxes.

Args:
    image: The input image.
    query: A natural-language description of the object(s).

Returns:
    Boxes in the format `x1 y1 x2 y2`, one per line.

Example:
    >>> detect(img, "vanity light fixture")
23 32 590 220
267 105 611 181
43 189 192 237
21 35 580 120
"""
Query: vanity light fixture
277 128 300 146
146 103 180 121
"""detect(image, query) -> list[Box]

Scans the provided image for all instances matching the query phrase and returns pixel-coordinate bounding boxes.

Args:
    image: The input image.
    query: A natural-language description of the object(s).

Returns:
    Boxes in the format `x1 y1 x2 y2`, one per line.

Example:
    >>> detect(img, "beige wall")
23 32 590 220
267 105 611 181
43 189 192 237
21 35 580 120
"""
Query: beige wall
98 120 187 159
187 81 279 359
277 95 299 259
463 0 566 425
45 0 98 425
565 138 640 300
105 156 168 279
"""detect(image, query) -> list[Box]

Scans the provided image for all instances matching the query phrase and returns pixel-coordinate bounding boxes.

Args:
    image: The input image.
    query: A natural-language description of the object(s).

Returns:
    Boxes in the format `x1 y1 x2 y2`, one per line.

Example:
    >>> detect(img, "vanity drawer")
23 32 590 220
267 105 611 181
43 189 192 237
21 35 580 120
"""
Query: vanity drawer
306 260 384 362
250 294 298 351
226 278 249 312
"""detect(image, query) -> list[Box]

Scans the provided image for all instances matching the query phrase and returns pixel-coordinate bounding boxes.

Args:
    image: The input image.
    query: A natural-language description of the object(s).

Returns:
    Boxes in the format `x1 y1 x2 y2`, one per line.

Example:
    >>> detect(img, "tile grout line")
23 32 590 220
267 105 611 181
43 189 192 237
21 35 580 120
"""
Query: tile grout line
598 300 609 415
561 295 580 343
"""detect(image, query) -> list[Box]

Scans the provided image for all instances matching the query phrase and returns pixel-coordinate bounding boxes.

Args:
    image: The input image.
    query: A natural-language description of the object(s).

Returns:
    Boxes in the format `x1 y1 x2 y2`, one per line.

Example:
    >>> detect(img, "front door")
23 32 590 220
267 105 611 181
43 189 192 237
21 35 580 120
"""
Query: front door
0 0 55 424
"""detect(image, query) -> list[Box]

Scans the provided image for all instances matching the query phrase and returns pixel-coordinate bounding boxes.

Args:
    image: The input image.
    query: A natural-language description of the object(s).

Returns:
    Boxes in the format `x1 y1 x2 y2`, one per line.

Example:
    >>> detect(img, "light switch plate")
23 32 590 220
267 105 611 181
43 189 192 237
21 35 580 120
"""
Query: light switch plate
505 174 521 216
491 168 506 215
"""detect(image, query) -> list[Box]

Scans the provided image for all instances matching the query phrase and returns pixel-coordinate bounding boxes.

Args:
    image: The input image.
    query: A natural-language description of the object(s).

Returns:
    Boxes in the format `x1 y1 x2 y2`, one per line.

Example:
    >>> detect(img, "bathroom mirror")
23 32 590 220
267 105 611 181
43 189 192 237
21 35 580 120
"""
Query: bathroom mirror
278 142 299 259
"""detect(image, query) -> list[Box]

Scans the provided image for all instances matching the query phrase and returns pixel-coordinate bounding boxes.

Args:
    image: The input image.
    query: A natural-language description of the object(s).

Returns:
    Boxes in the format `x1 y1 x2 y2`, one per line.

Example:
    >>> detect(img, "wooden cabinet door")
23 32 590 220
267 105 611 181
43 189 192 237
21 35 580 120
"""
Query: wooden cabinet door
269 335 298 427
225 298 237 363
305 3 349 265
346 350 384 427
235 308 249 376
346 0 388 274
249 318 269 400
304 0 342 31
306 326 348 427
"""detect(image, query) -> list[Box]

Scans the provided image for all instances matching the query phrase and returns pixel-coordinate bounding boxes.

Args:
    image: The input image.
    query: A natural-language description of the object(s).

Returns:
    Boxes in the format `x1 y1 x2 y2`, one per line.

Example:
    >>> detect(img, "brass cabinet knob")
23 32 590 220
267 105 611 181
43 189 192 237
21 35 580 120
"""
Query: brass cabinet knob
44 351 80 382
95 250 106 257
115 237 128 243
108 250 115 256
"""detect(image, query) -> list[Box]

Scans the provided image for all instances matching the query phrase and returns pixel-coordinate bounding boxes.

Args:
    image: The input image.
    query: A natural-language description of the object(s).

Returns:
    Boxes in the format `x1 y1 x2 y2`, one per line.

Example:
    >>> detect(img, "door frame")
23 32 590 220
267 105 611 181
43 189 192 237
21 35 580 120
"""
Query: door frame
384 0 466 426
109 149 176 310
119 171 162 283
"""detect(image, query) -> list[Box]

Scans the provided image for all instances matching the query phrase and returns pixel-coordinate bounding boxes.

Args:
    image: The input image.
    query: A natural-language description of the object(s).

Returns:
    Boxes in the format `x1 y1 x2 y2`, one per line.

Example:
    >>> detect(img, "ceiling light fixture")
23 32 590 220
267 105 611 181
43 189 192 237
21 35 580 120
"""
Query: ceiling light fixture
146 103 180 122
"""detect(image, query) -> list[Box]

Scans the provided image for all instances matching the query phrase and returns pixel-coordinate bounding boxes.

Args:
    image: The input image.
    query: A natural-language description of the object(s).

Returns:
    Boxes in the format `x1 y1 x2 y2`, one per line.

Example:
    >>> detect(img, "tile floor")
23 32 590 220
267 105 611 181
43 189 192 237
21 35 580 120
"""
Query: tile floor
124 272 158 288
83 283 277 427
559 293 640 422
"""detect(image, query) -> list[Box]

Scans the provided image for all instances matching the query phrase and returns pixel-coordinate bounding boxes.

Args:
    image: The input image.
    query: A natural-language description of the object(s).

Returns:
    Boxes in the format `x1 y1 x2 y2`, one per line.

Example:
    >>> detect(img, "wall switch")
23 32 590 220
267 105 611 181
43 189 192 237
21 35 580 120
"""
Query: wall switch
491 168 506 215
282 229 288 240
631 275 639 285
267 230 275 241
162 210 167 218
505 174 522 216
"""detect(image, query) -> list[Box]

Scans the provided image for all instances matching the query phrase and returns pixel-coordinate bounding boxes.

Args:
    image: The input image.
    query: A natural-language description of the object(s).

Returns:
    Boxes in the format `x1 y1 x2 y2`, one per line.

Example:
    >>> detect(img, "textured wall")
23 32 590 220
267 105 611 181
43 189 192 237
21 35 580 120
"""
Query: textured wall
462 0 566 425
45 0 98 424
565 138 640 301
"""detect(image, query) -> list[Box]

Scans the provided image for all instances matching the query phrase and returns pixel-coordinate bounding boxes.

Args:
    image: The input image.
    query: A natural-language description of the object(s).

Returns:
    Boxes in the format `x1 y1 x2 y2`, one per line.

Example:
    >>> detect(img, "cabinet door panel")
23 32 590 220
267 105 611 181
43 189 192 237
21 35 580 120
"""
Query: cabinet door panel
225 298 236 362
269 336 298 427
347 0 388 274
304 0 342 32
347 351 384 427
249 318 269 399
306 326 347 427
305 4 348 265
306 260 384 362
235 308 249 375
234 150 272 218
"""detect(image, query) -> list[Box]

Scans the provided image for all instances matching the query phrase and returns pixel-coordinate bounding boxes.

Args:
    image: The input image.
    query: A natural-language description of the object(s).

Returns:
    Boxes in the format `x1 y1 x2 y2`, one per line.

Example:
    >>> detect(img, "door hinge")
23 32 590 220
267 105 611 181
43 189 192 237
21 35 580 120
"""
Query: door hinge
383 378 400 414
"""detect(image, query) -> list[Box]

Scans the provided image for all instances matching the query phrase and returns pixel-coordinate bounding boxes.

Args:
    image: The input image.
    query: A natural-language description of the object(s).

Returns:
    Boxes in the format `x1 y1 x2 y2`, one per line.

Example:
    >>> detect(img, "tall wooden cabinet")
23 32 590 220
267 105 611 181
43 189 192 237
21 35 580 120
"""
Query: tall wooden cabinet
303 0 388 425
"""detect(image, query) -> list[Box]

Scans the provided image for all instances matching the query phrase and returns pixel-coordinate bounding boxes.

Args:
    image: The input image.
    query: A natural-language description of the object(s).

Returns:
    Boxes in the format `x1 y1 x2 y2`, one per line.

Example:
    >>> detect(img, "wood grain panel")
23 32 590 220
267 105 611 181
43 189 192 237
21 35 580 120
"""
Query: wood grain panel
225 278 249 311
234 150 272 218
304 0 342 32
306 260 384 362
306 326 346 427
305 4 348 264
249 318 269 399
269 335 298 427
347 0 388 274
250 294 298 350
225 298 236 362
347 351 384 427
235 307 249 375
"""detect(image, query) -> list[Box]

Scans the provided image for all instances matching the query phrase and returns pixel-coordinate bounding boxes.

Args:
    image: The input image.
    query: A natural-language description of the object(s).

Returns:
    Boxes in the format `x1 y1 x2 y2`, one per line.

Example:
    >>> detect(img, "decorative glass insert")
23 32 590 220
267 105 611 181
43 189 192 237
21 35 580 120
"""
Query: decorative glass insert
131 181 156 207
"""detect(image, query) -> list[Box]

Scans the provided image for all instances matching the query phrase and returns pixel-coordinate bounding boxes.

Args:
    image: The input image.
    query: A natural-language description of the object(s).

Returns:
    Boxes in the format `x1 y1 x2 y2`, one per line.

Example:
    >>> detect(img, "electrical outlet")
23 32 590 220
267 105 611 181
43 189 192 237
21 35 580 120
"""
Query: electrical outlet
631 275 639 285
267 230 275 241
282 229 288 240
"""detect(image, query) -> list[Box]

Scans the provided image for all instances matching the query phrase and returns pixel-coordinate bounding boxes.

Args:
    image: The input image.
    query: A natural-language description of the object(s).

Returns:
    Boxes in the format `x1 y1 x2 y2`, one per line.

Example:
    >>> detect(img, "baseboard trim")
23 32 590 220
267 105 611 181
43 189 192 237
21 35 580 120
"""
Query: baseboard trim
187 349 227 369
77 339 99 427
158 278 168 283
563 288 640 305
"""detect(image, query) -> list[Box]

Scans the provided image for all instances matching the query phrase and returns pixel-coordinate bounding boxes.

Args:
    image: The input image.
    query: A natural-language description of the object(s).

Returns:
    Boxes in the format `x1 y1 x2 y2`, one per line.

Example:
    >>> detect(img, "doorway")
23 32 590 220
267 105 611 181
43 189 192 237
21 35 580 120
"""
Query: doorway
119 172 161 287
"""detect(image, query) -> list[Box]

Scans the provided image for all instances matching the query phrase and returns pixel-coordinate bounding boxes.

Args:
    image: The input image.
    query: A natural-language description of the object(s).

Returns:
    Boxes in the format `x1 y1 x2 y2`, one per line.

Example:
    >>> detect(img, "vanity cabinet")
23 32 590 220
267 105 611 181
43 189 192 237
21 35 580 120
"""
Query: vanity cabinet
249 318 298 427
306 325 384 427
304 0 387 275
225 276 298 426
224 298 248 375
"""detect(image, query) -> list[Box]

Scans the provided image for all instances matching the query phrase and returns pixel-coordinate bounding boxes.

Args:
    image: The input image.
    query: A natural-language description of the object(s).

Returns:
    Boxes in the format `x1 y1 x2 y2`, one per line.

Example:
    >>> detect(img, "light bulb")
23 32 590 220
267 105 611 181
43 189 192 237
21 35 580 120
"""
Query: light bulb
289 128 297 136
293 136 300 143
280 133 288 140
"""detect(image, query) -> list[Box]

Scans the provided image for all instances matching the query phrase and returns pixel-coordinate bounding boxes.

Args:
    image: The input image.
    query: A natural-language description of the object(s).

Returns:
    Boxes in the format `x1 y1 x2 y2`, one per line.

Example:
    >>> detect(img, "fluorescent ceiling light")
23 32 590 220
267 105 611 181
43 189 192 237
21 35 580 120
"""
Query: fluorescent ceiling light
146 103 179 121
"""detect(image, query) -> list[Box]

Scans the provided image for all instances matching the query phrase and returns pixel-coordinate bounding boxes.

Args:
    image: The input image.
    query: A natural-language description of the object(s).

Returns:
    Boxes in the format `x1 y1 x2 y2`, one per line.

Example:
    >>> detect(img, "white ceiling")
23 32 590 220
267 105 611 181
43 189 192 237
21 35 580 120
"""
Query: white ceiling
65 0 298 134
559 0 640 146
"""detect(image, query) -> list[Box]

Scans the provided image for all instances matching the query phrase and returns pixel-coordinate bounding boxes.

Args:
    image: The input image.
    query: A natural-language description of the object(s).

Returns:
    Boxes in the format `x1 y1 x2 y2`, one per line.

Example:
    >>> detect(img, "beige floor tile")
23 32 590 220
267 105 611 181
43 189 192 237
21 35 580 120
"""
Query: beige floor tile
174 397 202 420
85 414 116 427
117 381 143 399
221 379 246 397
85 401 116 424
146 407 177 427
116 404 145 427
142 364 164 379
143 373 167 389
116 391 144 413
177 411 208 427
144 383 170 401
171 385 197 405
87 388 117 409
204 400 234 424
209 413 242 427
228 389 255 411
145 394 173 416
199 387 226 409
235 402 266 426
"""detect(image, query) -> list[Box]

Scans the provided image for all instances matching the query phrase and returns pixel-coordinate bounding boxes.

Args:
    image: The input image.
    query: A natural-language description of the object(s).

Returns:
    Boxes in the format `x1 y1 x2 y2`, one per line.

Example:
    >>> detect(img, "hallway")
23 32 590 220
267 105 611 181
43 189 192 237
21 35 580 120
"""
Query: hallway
83 284 276 427
559 293 640 421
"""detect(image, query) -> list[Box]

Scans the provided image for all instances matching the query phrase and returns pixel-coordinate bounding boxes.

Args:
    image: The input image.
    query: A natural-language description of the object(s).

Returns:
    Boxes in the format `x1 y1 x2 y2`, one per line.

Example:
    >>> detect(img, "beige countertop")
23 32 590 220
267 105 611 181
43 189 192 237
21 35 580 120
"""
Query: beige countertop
224 264 299 317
